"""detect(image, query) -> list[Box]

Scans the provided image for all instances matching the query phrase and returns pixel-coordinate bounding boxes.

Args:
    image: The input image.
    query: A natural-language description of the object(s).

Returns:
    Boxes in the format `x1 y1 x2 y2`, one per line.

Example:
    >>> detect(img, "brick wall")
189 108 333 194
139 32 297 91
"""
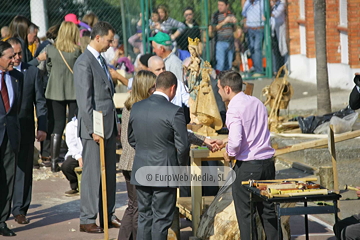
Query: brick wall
347 0 360 68
286 0 360 68
326 0 340 63
287 0 300 55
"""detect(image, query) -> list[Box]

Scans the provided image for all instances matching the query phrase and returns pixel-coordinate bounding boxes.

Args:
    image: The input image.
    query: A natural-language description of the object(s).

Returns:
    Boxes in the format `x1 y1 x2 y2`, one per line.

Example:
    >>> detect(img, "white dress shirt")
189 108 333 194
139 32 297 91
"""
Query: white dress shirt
64 118 83 161
153 91 169 101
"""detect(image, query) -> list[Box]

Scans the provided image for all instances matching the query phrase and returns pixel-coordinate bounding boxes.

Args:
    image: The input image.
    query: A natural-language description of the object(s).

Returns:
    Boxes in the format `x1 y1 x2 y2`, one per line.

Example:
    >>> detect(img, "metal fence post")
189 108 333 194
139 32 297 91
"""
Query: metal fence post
264 0 273 78
204 0 210 62
120 0 128 56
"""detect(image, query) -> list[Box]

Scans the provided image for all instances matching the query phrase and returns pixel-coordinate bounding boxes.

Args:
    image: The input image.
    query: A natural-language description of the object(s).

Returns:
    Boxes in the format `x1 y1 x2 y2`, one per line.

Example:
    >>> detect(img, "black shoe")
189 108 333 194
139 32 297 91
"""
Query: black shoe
0 226 16 236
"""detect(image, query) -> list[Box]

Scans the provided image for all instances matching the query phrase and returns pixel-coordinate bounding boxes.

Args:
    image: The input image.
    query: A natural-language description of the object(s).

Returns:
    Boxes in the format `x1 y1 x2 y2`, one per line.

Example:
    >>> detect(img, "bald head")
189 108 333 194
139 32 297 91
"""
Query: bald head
148 56 165 76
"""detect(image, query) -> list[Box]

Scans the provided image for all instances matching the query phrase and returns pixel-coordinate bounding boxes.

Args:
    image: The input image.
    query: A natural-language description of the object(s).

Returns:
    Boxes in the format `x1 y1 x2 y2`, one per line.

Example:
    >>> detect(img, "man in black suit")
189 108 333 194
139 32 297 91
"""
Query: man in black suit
128 71 190 240
0 41 23 237
74 21 121 234
7 38 47 225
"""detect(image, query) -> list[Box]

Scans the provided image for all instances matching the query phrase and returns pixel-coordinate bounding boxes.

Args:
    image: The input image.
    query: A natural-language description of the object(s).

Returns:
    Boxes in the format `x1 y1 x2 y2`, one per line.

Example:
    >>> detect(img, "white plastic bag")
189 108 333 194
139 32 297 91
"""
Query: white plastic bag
314 112 359 134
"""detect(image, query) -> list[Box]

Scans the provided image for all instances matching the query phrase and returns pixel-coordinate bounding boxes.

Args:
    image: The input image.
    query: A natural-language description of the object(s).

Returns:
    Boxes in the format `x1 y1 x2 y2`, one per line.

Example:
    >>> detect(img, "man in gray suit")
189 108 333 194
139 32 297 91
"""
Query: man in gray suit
7 37 47 225
0 41 23 237
74 21 121 234
128 71 190 240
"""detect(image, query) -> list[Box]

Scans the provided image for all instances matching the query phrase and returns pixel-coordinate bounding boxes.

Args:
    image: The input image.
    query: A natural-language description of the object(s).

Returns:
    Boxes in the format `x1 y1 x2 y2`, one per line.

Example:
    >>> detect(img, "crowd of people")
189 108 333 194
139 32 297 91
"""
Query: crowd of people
0 1 359 240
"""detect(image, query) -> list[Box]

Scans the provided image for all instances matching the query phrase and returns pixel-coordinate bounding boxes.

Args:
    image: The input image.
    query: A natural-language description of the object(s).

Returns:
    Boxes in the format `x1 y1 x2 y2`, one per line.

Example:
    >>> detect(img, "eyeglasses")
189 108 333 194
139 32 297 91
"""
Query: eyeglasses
184 13 193 17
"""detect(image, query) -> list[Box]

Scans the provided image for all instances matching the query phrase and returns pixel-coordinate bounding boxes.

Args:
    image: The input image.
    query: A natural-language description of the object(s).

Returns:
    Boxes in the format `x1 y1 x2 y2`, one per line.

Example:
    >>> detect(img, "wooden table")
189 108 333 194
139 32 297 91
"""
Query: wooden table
176 148 226 237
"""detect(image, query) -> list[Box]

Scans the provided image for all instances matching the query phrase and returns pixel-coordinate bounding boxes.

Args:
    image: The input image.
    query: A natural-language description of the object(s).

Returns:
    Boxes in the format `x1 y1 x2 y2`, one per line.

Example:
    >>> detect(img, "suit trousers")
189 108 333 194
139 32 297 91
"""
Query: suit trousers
61 156 79 190
232 158 279 240
12 140 34 216
79 135 116 224
0 134 17 227
333 214 360 240
135 185 176 240
118 170 138 240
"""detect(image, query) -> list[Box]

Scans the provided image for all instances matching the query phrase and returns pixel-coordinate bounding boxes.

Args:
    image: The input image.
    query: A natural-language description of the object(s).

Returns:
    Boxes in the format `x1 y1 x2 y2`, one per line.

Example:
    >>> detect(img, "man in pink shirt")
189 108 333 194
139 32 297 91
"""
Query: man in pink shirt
217 70 279 240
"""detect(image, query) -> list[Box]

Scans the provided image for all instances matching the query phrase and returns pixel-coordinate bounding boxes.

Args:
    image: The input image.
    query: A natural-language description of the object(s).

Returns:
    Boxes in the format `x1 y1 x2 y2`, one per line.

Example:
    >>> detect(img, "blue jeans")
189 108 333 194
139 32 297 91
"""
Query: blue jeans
248 28 264 73
215 41 234 71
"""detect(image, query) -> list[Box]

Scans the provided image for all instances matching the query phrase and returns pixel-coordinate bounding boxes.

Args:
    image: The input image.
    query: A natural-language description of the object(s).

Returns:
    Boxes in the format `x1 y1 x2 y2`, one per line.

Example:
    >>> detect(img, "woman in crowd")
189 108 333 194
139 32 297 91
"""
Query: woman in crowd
157 4 186 41
45 21 81 172
7 15 46 65
118 70 157 240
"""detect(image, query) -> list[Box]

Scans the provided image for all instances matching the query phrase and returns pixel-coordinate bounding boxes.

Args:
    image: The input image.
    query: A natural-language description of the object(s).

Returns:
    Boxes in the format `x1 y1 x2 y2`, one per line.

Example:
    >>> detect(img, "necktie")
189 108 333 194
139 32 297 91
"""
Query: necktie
98 55 114 93
1 72 10 113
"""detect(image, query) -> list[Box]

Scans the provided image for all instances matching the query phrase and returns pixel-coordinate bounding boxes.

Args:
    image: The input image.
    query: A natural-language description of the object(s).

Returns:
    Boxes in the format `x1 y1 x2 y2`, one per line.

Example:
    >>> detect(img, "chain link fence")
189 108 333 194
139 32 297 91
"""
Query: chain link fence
0 0 285 80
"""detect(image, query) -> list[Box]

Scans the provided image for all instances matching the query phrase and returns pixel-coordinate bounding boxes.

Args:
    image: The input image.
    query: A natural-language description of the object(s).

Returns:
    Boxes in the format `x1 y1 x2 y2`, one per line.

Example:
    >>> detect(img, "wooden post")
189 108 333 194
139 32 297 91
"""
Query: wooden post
328 125 339 193
318 166 334 190
99 137 109 240
191 154 202 236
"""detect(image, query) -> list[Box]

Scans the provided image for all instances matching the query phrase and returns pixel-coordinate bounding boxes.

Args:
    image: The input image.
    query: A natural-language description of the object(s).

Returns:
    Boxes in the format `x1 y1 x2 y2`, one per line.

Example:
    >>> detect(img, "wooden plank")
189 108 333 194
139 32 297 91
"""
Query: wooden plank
274 129 360 156
176 196 215 221
190 148 225 159
191 156 202 235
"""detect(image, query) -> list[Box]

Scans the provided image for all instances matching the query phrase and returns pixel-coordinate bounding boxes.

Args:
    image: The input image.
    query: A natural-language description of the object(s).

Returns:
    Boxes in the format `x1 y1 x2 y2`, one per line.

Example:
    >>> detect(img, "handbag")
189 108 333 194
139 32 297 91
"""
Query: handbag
58 49 73 74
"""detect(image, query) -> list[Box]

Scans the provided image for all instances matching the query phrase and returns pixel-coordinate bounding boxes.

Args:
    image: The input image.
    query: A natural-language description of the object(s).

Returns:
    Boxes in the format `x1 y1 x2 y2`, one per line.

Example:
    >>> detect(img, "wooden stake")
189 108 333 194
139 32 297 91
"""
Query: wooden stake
328 125 339 193
99 137 109 240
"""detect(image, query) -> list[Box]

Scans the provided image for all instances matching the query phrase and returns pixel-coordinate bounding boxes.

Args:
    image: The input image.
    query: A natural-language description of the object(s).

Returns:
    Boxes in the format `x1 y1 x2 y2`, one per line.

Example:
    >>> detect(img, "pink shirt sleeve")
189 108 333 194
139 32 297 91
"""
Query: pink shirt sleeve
226 106 242 157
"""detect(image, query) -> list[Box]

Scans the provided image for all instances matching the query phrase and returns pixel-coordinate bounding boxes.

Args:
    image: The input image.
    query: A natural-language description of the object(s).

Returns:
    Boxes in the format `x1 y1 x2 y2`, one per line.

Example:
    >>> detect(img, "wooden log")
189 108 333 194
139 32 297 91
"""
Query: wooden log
274 129 360 156
318 166 334 190
328 125 339 193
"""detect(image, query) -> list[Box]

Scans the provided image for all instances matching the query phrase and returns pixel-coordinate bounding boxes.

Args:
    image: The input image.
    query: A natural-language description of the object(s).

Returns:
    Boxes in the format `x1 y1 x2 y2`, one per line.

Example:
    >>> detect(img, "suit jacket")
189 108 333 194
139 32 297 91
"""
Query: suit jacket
18 62 47 143
0 70 23 152
74 48 119 140
128 94 190 187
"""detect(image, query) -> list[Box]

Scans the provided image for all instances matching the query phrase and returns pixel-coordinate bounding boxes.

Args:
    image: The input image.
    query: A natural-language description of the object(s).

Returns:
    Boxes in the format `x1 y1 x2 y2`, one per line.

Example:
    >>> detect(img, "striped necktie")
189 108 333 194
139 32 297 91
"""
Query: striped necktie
98 55 114 93
1 72 10 112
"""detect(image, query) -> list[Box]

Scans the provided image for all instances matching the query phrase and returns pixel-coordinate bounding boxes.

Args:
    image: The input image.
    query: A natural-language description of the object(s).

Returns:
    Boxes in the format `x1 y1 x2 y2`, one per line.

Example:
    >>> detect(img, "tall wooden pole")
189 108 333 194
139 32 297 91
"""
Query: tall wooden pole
100 137 109 240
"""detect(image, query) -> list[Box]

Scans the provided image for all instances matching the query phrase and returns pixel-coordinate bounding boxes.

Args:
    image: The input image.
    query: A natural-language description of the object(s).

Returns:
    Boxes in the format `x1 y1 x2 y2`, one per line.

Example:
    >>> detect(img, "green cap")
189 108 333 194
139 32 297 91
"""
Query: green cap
149 32 172 46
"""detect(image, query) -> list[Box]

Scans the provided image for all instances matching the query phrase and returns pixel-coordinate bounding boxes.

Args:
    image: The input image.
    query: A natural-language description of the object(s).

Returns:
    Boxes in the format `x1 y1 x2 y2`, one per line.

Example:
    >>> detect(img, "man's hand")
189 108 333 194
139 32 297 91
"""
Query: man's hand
204 138 220 152
78 157 83 168
356 186 360 198
36 130 47 142
223 151 235 162
92 133 101 143
37 51 47 61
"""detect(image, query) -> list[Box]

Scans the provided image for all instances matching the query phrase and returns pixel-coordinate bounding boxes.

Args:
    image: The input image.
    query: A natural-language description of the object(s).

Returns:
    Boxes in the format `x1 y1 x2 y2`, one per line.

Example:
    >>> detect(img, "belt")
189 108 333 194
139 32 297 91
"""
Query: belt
237 157 274 165
248 26 264 30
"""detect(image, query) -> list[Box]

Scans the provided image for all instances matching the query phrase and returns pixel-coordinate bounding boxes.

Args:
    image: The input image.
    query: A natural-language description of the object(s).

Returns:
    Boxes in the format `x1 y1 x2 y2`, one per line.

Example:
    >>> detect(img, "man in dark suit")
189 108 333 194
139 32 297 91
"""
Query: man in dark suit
7 38 47 225
0 41 23 236
74 21 121 234
128 71 190 240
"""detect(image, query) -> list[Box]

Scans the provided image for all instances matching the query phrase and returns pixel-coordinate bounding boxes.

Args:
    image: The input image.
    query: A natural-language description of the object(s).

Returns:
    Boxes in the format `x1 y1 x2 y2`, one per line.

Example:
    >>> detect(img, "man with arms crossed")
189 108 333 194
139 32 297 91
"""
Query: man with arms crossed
128 71 189 240
74 21 121 234
217 70 278 239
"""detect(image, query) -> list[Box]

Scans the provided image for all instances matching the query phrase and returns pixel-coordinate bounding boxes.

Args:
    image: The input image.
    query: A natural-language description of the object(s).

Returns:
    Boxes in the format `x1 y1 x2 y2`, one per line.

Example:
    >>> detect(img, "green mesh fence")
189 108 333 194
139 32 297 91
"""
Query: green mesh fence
0 0 284 80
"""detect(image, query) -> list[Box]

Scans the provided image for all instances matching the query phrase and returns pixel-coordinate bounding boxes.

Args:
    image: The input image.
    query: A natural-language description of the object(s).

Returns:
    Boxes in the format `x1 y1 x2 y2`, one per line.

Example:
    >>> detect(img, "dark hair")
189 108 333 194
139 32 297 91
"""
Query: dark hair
218 0 229 4
0 41 13 57
184 6 194 13
8 15 31 43
139 53 154 67
46 24 60 40
90 21 115 39
218 70 242 93
6 37 21 46
152 9 159 14
156 71 177 90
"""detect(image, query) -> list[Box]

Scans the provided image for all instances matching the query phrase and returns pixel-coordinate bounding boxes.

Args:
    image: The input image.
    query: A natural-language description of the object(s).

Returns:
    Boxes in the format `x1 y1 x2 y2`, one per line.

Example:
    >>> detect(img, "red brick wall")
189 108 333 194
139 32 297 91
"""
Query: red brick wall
305 0 315 58
347 0 360 68
326 0 340 63
286 0 360 68
287 0 300 55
